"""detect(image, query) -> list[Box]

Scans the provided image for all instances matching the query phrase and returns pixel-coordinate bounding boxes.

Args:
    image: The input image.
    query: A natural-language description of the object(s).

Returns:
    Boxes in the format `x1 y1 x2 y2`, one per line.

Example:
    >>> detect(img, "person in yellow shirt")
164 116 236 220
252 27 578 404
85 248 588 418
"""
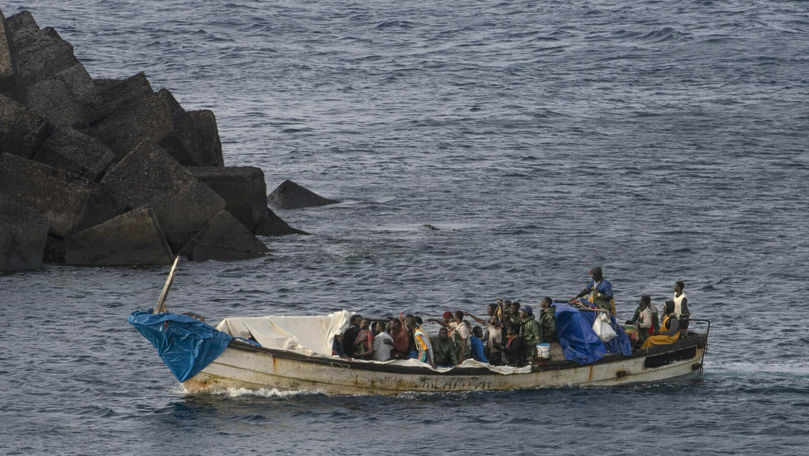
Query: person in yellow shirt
641 301 680 349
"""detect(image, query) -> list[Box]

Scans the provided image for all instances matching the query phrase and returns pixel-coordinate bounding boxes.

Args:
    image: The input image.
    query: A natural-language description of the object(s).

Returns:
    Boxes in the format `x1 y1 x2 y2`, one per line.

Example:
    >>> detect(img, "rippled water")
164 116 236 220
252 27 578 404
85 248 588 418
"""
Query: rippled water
2 0 809 454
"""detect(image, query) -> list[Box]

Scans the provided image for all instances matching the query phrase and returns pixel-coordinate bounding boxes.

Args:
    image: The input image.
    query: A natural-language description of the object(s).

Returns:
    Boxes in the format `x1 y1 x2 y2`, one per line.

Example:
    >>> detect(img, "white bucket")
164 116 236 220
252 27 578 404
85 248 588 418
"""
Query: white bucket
536 343 551 359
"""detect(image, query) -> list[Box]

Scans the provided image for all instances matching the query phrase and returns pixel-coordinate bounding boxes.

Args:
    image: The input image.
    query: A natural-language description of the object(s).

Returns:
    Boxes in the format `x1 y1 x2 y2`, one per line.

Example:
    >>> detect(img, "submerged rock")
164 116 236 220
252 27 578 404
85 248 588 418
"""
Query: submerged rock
268 179 338 209
255 207 307 236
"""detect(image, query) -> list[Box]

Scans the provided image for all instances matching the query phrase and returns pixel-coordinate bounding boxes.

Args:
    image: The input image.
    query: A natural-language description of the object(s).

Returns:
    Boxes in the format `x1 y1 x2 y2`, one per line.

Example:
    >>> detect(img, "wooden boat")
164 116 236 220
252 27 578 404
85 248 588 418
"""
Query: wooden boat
133 259 710 396
180 329 709 395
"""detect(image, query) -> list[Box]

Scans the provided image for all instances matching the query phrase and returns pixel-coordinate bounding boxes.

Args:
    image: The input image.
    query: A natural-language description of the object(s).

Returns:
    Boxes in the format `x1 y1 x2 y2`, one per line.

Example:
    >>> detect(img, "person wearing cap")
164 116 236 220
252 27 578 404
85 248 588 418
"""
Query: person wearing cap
538 297 558 344
641 301 680 348
573 266 615 315
519 305 541 365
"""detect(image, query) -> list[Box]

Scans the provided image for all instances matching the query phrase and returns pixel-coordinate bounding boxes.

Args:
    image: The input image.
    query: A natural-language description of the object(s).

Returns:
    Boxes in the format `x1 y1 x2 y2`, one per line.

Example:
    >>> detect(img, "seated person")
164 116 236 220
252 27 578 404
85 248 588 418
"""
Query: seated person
343 314 363 358
332 334 348 359
353 318 375 360
632 295 654 347
389 318 410 359
538 297 558 343
503 325 525 366
469 326 489 363
641 301 680 349
373 320 394 361
431 327 459 367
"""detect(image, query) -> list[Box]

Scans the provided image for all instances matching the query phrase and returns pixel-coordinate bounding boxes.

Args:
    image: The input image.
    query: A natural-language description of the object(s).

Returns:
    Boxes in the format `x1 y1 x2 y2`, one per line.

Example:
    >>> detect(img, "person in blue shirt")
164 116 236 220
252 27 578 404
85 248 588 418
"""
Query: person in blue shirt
573 266 615 315
469 326 489 363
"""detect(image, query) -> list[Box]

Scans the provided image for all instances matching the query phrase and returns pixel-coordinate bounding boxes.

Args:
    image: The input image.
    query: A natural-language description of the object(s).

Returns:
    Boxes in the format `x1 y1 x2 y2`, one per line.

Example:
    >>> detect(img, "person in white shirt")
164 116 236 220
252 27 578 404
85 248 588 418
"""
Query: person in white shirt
372 321 393 361
673 281 691 333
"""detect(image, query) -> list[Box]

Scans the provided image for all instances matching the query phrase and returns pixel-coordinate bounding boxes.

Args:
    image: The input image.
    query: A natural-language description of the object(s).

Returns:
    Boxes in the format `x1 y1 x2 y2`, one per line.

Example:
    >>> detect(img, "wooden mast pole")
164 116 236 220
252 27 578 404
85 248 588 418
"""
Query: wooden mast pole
154 256 180 314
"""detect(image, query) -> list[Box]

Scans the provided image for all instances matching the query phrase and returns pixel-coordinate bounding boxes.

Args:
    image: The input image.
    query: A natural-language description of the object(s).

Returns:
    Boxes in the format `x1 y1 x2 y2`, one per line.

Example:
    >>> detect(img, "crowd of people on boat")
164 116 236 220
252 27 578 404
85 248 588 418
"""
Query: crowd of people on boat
331 267 693 368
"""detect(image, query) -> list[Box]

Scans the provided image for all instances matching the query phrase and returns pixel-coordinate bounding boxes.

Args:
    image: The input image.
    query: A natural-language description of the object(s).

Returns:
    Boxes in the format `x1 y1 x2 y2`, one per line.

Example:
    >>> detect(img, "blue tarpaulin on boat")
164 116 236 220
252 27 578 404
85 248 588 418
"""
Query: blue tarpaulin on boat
553 303 632 365
128 310 232 382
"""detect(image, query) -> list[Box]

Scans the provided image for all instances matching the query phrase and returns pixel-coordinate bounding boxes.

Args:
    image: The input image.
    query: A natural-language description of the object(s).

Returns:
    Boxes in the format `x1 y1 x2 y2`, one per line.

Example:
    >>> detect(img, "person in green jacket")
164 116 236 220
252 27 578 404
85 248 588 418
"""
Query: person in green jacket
519 306 541 364
431 327 459 367
538 297 558 344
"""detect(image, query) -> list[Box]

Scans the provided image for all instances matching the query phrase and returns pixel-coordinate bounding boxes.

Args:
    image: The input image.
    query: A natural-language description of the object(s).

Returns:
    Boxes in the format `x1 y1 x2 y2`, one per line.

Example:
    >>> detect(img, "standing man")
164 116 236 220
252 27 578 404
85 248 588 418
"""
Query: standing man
342 314 362 358
673 281 690 334
389 318 410 359
519 306 541 365
538 297 558 344
407 315 435 368
574 266 615 315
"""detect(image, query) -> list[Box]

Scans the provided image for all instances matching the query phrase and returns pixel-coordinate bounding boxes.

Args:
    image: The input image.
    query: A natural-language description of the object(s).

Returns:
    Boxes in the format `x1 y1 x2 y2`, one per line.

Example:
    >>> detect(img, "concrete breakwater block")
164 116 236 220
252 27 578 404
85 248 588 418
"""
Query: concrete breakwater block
0 94 52 158
99 140 226 251
0 152 92 238
0 193 48 273
179 210 269 261
65 205 173 266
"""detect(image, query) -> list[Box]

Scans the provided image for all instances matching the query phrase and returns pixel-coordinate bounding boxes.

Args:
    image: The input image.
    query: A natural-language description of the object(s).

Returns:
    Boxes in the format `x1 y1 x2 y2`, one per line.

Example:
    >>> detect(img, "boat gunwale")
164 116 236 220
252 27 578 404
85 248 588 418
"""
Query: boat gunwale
225 332 708 376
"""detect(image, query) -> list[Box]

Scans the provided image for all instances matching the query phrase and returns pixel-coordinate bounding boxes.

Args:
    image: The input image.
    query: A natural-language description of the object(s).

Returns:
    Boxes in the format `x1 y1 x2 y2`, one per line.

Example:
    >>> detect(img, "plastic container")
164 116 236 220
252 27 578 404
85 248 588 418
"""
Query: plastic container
536 343 551 359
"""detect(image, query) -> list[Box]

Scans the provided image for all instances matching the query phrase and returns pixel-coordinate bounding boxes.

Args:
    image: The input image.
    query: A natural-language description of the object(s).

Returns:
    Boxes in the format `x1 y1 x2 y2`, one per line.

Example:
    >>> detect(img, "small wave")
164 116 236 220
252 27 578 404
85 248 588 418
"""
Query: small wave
375 20 415 30
206 387 320 398
711 361 809 377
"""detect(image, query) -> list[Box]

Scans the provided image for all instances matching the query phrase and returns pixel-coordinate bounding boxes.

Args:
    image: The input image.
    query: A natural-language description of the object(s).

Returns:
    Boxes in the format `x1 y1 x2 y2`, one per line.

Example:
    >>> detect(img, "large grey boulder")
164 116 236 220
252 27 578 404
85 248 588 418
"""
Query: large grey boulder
0 9 20 99
0 152 91 237
65 205 173 266
0 192 48 272
0 93 51 157
33 127 116 180
5 12 100 127
91 88 223 166
99 140 226 250
179 210 268 261
268 179 338 209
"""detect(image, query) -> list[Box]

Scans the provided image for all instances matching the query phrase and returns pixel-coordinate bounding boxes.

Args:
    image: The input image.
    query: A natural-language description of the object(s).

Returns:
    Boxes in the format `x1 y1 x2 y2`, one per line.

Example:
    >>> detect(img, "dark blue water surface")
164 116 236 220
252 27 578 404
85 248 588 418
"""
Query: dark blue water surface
2 0 809 454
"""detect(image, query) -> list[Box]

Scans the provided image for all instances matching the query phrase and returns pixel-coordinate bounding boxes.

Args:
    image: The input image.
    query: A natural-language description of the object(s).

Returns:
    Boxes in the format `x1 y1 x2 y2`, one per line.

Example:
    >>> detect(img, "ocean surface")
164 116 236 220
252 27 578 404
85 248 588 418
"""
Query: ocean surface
2 0 809 454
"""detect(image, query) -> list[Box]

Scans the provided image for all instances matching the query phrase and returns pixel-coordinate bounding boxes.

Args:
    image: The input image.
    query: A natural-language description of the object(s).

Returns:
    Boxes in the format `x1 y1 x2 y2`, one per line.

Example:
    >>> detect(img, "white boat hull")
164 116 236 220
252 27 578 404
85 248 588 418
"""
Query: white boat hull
182 337 707 395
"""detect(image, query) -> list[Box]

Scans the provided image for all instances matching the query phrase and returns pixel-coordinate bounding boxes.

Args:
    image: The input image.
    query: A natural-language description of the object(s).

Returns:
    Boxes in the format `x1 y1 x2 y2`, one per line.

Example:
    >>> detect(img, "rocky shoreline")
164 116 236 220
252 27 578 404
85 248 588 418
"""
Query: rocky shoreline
0 9 334 272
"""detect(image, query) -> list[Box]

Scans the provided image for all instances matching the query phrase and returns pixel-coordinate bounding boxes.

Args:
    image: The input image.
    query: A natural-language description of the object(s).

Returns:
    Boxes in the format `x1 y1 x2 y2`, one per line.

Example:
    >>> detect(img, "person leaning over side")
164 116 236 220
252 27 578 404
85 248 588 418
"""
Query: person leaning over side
519 306 540 365
573 266 615 315
641 301 680 349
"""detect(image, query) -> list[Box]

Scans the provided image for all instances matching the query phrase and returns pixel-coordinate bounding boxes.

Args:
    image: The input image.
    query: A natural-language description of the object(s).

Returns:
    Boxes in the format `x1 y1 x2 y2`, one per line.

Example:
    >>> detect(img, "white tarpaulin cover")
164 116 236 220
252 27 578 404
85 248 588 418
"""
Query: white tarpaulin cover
215 311 529 374
216 310 351 357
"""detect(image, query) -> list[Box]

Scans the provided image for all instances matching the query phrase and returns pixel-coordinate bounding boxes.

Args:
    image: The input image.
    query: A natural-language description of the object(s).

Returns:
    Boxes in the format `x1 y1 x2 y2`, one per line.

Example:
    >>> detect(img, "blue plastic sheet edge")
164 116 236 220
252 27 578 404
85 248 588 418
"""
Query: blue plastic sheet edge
128 310 233 382
553 303 632 365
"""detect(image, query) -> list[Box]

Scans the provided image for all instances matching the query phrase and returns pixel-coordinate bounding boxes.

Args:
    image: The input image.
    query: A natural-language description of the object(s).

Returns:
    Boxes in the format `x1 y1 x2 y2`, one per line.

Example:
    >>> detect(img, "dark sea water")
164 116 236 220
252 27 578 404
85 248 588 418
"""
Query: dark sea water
2 0 809 454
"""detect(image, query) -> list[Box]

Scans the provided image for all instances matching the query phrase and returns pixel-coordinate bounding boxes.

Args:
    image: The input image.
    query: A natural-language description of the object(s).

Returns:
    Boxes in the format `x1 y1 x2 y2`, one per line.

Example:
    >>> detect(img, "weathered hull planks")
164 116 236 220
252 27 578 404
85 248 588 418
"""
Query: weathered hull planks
182 338 706 395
